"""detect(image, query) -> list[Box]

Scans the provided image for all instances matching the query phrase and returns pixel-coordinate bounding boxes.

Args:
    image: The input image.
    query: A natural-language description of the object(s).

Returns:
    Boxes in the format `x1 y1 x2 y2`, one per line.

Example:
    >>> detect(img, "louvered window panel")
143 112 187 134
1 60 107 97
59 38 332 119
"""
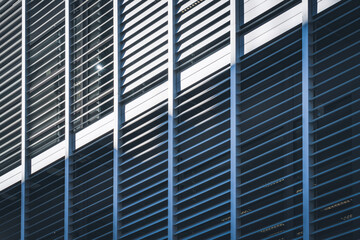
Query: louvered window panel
120 0 168 102
70 132 113 239
174 68 231 239
176 0 230 73
0 0 21 175
119 100 168 239
26 0 65 158
27 159 64 240
310 1 360 239
238 24 303 239
70 0 114 132
173 1 231 237
0 182 21 240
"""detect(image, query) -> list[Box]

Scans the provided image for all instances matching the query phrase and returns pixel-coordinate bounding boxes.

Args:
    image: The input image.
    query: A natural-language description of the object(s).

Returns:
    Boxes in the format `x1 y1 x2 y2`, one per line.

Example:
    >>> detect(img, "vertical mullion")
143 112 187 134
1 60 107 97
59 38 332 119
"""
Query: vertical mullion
230 0 239 239
168 0 176 239
21 0 28 239
302 0 315 239
65 0 73 239
113 0 120 238
231 1 244 239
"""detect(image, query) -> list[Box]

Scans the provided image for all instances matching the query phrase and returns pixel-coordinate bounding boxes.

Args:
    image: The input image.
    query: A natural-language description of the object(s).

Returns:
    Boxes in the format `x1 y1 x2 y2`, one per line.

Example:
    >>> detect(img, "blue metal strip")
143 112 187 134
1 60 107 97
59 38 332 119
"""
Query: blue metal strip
302 1 316 239
21 0 28 239
168 1 176 239
64 0 72 239
113 0 120 238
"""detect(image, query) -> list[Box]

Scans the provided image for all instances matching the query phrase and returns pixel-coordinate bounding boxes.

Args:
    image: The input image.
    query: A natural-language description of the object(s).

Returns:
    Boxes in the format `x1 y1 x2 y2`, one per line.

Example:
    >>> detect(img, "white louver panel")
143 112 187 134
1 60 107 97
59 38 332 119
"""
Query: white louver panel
70 0 114 133
0 0 22 176
26 0 65 158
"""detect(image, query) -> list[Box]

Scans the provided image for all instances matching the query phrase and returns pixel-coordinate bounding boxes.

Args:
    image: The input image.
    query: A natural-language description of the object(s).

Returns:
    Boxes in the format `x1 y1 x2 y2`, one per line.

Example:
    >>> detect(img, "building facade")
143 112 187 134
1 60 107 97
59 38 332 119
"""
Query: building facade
0 0 359 239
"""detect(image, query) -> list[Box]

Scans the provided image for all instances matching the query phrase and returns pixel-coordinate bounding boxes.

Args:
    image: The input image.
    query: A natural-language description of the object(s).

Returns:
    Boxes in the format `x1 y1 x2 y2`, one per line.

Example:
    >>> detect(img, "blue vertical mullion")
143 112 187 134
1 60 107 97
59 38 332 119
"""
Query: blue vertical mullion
21 0 28 239
168 0 176 239
113 0 120 239
64 0 73 239
302 0 316 239
230 0 238 239
231 0 243 239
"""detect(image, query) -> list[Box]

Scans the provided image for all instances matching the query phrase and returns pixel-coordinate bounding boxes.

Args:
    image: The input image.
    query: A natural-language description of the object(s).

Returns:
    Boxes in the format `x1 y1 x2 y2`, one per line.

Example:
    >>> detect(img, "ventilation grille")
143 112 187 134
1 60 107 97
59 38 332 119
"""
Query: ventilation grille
70 0 114 133
311 1 360 239
70 132 113 239
173 1 231 238
119 100 168 239
176 0 230 72
238 25 303 239
27 159 64 240
26 0 65 158
0 182 21 240
174 67 231 239
0 0 22 175
120 1 168 103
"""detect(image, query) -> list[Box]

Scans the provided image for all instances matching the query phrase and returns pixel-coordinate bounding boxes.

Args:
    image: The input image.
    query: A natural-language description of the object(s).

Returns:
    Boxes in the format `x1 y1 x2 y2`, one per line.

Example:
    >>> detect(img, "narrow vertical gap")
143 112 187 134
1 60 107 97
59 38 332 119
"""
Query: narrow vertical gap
113 0 120 238
302 0 316 239
64 0 73 239
20 0 28 239
168 0 176 239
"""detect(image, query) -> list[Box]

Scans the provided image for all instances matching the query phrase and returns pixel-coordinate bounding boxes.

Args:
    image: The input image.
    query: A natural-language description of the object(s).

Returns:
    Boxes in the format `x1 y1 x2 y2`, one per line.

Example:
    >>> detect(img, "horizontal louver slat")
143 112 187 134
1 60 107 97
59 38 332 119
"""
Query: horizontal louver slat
311 1 360 239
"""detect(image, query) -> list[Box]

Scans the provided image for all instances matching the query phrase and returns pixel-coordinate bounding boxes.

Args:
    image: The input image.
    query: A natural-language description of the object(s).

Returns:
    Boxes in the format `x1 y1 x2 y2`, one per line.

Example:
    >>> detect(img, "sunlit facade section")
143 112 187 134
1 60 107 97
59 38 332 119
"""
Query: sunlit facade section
0 0 358 239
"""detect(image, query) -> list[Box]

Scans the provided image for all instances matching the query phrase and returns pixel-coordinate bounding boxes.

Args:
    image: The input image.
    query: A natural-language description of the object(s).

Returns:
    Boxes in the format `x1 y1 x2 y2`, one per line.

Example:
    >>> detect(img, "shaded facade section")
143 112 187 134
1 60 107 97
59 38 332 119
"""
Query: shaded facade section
311 1 360 239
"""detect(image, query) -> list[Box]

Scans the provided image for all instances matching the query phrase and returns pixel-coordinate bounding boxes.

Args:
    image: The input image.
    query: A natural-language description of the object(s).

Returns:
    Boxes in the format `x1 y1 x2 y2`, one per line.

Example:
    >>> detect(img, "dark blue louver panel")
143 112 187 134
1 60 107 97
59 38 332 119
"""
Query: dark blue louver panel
70 0 114 132
0 0 22 175
174 68 231 239
118 1 168 238
238 24 303 239
310 1 360 239
0 182 21 240
70 132 113 239
27 159 65 240
119 102 168 239
26 0 65 158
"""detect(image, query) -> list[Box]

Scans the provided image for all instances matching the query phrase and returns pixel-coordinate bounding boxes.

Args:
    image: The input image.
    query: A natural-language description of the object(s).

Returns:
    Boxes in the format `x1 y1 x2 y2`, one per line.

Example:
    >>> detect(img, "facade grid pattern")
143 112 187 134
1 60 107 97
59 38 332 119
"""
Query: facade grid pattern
0 0 359 239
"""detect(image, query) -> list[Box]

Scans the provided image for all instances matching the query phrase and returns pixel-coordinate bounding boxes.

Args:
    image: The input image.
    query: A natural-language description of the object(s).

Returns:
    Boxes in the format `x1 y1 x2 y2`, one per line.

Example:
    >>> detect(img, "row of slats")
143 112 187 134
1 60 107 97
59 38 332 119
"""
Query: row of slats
176 0 230 72
120 0 168 103
0 0 22 175
70 0 114 132
70 132 113 239
119 100 168 239
27 159 65 240
118 2 168 238
174 0 231 238
0 182 21 240
26 0 65 158
174 67 231 240
238 24 303 239
311 1 360 239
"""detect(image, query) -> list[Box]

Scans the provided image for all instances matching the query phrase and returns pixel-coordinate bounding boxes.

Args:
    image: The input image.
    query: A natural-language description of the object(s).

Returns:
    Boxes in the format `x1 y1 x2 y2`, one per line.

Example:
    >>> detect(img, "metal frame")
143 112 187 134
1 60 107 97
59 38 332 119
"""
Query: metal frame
231 0 244 239
113 0 120 238
230 0 239 239
64 0 73 238
6 1 347 239
302 0 316 239
168 0 176 239
21 0 28 239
